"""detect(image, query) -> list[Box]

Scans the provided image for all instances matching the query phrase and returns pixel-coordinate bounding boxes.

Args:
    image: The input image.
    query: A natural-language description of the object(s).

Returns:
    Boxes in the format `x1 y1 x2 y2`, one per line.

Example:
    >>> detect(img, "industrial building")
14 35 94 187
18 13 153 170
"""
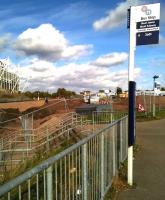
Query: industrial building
0 59 19 93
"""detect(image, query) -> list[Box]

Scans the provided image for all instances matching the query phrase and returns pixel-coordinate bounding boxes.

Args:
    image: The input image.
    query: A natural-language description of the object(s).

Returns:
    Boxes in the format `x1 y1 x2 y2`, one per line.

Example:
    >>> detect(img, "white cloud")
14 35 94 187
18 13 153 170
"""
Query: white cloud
90 52 128 67
159 35 165 45
0 34 10 51
62 45 93 60
13 24 92 61
16 53 141 92
93 0 142 31
149 35 165 47
160 5 165 24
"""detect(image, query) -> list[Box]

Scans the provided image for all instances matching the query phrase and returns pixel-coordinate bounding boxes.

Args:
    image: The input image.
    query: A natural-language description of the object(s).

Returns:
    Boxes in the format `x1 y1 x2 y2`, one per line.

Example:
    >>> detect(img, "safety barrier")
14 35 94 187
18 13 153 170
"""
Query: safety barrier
0 115 128 200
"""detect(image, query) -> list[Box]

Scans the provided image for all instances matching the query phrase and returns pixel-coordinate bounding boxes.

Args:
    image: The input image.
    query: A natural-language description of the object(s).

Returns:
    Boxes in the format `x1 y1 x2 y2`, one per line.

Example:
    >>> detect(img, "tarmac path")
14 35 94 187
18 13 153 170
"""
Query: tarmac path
117 118 165 200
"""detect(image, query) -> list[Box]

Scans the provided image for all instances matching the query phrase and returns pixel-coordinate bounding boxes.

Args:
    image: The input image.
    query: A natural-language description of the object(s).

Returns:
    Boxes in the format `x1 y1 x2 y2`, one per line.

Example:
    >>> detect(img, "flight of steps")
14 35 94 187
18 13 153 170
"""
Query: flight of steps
0 113 86 177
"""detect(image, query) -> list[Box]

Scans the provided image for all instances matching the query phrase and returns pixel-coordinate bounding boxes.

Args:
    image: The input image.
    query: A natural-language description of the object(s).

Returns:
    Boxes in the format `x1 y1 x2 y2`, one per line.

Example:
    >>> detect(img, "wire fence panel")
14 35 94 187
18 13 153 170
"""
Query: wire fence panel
136 95 165 115
0 115 128 200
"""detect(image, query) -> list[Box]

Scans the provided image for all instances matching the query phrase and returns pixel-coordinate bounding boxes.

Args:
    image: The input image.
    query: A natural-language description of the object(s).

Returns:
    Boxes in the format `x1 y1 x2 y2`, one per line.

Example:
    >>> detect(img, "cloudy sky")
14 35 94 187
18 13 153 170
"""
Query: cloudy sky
0 0 165 92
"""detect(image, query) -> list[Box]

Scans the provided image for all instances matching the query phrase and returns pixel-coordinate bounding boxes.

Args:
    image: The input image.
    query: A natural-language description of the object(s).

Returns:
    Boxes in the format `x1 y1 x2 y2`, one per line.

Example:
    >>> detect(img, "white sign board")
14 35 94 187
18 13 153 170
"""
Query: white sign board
131 3 160 45
133 3 160 22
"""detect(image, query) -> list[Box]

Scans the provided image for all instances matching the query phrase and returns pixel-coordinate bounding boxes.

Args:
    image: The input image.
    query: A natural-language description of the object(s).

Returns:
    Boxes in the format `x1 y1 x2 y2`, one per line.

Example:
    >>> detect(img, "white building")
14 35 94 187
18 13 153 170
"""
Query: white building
0 59 19 93
90 94 100 104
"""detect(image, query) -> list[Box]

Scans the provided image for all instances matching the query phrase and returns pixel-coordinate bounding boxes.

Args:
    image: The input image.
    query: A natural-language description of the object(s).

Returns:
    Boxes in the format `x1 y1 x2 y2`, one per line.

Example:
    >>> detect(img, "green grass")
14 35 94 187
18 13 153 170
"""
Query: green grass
104 143 140 200
1 138 75 184
136 110 165 122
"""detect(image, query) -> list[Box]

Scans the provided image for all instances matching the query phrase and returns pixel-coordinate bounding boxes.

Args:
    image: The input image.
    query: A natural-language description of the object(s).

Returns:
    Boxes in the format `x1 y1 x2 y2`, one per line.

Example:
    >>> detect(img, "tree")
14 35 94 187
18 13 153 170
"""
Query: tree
56 88 67 97
116 87 122 95
56 88 76 98
99 90 104 93
24 91 33 98
24 91 52 98
161 87 165 91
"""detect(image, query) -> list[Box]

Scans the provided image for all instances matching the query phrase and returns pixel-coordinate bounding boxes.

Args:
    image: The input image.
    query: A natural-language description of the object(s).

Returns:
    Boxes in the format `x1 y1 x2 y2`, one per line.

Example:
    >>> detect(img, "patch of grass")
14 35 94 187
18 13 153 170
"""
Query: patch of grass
1 138 75 184
133 143 141 156
104 168 129 200
155 110 165 119
104 163 136 200
136 110 165 122
104 143 140 199
104 177 123 200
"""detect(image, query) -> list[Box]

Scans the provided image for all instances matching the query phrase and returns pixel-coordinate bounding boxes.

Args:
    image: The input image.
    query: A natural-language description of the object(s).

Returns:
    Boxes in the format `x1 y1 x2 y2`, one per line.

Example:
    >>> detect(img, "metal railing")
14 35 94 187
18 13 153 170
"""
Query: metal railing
0 115 128 200
92 111 127 130
0 112 85 167
0 99 68 129
0 112 127 166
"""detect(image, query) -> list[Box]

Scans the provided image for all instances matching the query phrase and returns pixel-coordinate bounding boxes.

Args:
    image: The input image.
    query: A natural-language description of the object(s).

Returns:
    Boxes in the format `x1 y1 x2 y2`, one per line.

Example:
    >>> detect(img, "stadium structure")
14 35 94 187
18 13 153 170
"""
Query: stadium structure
0 59 19 93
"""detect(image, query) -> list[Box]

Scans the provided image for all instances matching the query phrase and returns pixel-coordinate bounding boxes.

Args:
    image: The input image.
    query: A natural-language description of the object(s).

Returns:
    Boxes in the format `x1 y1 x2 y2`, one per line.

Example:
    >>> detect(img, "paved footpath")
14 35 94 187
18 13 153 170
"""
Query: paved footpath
117 118 165 200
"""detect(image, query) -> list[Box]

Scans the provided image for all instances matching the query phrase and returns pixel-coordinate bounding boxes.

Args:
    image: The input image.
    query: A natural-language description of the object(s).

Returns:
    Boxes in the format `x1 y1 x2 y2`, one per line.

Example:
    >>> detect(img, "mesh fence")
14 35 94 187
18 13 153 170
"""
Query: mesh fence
136 95 165 114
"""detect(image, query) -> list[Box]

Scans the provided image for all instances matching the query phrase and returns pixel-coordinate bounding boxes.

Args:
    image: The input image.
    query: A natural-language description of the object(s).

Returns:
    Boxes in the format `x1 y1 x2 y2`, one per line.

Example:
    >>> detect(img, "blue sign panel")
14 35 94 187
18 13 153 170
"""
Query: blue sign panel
136 20 159 29
136 30 159 46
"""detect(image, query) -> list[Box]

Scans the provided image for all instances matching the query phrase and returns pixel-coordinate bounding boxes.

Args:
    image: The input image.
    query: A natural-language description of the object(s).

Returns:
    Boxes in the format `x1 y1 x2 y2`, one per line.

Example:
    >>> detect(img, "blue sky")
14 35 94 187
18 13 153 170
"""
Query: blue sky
0 0 165 92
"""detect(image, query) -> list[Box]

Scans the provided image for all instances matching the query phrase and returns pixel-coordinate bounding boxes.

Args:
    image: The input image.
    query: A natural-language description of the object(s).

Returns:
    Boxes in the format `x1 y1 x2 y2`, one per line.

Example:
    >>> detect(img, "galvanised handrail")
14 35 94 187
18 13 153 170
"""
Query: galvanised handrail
0 112 88 170
0 115 128 199
0 111 127 170
0 112 77 150
0 99 67 125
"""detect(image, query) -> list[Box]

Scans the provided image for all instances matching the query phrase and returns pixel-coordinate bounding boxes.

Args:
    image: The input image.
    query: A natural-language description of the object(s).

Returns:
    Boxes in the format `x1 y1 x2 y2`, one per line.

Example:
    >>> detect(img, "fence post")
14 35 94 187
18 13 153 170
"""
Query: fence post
47 165 53 200
153 94 156 117
112 125 116 176
26 138 29 157
92 112 95 132
75 113 78 126
100 132 105 198
32 113 34 130
80 115 83 130
0 140 3 162
111 112 113 123
29 133 31 149
120 120 123 162
46 126 50 151
82 144 87 200
72 113 74 125
126 117 128 155
149 93 152 113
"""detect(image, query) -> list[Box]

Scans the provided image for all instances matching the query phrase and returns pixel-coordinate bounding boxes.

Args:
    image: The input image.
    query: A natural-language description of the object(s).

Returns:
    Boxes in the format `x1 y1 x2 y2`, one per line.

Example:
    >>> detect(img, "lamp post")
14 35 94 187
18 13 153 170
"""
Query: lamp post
153 75 159 117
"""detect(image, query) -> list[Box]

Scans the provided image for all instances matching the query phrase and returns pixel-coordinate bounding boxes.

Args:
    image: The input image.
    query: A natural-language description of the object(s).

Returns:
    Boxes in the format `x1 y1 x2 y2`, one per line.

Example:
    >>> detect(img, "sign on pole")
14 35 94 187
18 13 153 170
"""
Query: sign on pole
127 3 160 186
134 3 160 45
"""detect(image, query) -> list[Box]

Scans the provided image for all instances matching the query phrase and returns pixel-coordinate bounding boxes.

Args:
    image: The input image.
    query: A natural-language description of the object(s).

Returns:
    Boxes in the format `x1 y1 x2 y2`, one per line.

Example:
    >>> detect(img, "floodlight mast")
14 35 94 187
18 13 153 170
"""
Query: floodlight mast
153 75 159 117
153 75 159 90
